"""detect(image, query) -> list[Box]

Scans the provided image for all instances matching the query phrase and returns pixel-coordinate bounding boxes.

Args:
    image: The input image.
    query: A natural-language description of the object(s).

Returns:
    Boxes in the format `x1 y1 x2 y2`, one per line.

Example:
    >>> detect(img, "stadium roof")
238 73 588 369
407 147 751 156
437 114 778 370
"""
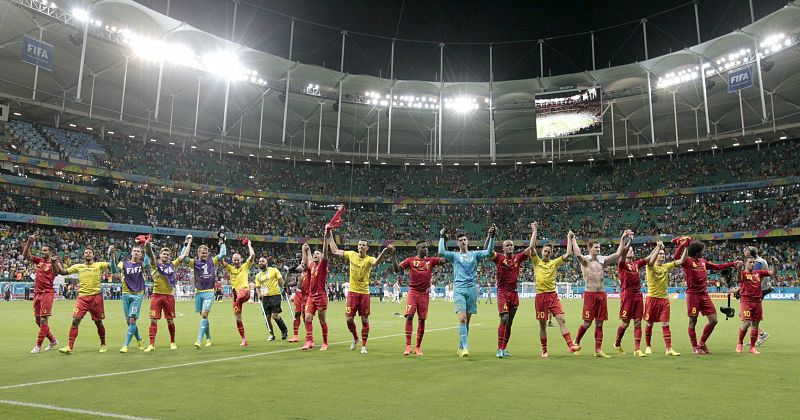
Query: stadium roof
1 0 799 164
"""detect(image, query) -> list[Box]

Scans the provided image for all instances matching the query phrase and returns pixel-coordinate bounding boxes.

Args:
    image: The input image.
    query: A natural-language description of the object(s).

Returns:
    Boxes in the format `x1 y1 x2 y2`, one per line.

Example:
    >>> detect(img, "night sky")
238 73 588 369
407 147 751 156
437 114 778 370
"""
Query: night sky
134 0 787 81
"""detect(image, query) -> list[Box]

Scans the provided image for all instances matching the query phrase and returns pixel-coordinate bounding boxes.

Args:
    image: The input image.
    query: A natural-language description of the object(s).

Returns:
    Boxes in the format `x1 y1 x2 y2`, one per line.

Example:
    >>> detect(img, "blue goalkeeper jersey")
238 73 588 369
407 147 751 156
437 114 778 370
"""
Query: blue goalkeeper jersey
438 237 494 289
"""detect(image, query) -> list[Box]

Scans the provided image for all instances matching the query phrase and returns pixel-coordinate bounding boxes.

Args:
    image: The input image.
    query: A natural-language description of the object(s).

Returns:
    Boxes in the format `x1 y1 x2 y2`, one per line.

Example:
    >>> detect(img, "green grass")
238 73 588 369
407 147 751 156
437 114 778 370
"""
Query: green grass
1 297 798 419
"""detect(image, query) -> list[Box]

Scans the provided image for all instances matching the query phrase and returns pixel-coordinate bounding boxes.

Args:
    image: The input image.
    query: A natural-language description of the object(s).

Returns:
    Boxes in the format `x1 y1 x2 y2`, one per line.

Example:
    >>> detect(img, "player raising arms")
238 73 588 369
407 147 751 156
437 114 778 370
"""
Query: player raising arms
303 230 331 351
143 241 187 351
613 234 647 356
489 236 533 358
117 239 149 353
23 235 63 353
255 255 289 341
530 223 580 358
220 238 255 347
392 241 446 356
329 235 391 354
289 243 313 343
643 241 686 356
731 255 777 354
438 224 496 358
182 235 227 349
571 230 630 358
59 245 118 354
673 237 740 355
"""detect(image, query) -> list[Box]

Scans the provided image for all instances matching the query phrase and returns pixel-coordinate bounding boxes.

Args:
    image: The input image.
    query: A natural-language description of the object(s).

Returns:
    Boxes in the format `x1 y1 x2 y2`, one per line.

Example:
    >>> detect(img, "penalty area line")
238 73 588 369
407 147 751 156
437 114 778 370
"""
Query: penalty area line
0 399 157 419
0 324 472 391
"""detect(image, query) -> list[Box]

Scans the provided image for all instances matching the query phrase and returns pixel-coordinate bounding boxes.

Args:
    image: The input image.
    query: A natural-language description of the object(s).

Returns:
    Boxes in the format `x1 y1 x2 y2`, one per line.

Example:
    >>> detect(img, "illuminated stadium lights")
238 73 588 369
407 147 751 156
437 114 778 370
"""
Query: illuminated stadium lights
419 162 425 166
516 161 522 165
587 158 594 161
107 131 114 135
755 139 763 144
380 162 386 165
227 151 234 154
473 162 479 166
566 159 573 162
305 83 320 96
436 163 442 166
733 143 740 146
68 123 76 127
284 157 290 160
72 7 89 21
190 145 197 149
656 66 699 89
128 135 135 138
129 37 195 65
248 153 254 157
86 127 93 131
760 33 787 52
490 162 497 165
149 139 156 142
453 162 459 166
363 161 369 164
711 145 718 149
12 112 21 116
169 142 175 145
444 96 479 113
208 148 214 151
266 155 272 158
325 159 331 163
687 149 694 152
646 152 654 156
780 135 788 140
666 151 674 154
627 154 634 158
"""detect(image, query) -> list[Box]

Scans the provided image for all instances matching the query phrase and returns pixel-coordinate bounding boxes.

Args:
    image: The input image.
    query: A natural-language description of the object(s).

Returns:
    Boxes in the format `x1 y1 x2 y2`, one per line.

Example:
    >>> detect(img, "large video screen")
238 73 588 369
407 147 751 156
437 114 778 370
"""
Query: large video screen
535 87 602 139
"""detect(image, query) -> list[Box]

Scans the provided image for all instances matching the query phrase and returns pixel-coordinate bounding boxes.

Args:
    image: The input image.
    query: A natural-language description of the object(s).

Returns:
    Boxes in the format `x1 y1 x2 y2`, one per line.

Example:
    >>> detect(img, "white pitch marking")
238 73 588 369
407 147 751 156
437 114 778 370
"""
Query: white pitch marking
0 399 158 419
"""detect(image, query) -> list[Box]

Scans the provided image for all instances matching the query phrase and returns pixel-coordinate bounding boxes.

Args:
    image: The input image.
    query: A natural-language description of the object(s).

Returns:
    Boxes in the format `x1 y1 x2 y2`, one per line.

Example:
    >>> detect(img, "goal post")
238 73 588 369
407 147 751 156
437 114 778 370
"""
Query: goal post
520 282 574 298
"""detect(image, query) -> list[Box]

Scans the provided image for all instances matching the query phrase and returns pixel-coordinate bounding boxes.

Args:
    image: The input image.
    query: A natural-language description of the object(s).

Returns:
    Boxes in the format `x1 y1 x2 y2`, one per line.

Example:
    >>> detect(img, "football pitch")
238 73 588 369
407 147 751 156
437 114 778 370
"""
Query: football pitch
1 297 798 419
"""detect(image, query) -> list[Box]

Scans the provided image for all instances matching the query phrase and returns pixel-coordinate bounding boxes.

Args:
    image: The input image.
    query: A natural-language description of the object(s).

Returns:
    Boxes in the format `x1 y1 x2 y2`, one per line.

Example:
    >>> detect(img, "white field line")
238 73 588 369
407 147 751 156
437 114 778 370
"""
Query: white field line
0 399 158 419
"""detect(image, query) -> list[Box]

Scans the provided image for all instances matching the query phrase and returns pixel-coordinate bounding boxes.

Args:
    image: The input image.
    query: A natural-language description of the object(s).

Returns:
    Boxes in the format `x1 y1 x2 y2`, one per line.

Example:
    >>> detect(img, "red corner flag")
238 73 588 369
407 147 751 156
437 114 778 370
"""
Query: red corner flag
326 204 346 231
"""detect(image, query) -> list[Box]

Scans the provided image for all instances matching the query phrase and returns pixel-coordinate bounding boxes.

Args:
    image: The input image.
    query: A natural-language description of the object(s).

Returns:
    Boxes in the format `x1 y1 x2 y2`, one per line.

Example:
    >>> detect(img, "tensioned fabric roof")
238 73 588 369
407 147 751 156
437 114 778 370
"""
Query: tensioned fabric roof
0 0 799 164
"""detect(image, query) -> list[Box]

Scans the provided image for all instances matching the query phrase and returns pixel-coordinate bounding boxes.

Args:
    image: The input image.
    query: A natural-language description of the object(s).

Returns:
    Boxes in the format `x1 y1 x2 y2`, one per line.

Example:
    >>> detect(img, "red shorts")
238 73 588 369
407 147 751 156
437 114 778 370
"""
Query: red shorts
497 289 519 314
582 291 608 321
345 292 371 317
644 297 670 323
619 291 644 320
305 293 328 314
150 294 176 319
404 290 430 319
740 299 763 322
33 291 54 317
73 294 105 321
535 292 564 320
293 291 306 314
686 293 716 317
232 289 250 314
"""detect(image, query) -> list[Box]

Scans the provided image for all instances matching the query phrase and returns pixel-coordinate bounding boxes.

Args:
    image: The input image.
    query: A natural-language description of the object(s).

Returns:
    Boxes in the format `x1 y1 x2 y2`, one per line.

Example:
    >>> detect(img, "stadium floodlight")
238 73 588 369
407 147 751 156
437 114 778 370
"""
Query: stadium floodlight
208 148 214 151
363 161 369 164
128 134 135 138
227 151 233 154
325 159 331 163
345 160 351 164
687 149 694 152
201 51 249 81
380 162 386 165
646 152 653 156
69 123 76 127
72 8 89 21
248 153 254 157
491 162 497 165
190 145 197 149
419 162 425 166
12 112 21 116
436 163 442 166
516 161 522 165
453 162 459 166
780 135 788 140
666 151 674 154
445 96 479 113
473 162 479 166
284 157 290 160
627 154 633 158
754 139 762 144
169 142 175 145
107 131 114 134
86 127 93 131
150 139 156 142
733 143 740 146
567 159 573 162
266 155 272 158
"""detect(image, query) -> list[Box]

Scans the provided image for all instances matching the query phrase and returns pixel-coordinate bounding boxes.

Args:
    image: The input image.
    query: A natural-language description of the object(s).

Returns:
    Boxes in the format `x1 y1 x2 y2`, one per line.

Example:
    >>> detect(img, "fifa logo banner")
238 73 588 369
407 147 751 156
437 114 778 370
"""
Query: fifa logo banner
21 35 53 71
727 65 754 93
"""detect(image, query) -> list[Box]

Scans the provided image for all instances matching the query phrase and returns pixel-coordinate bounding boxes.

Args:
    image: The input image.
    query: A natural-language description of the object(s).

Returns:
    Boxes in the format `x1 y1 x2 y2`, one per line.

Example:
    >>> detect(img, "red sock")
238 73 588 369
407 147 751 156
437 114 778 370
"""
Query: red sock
292 317 300 336
68 325 78 349
405 318 413 346
541 337 548 352
575 325 587 345
236 321 245 339
633 326 642 351
688 327 698 348
361 322 370 347
96 323 106 346
347 319 358 340
149 324 157 346
321 322 328 345
167 322 176 342
645 324 653 347
700 323 716 345
614 326 626 347
750 328 758 348
497 323 506 350
46 329 56 343
36 324 49 347
738 327 746 345
662 325 672 349
594 326 603 352
305 320 314 342
562 332 574 348
504 324 512 350
416 321 425 348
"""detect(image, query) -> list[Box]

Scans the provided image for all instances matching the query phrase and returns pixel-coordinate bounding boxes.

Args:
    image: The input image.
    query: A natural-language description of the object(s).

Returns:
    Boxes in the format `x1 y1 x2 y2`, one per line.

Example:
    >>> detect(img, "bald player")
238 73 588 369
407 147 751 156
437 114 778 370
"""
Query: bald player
489 237 533 358
220 238 255 347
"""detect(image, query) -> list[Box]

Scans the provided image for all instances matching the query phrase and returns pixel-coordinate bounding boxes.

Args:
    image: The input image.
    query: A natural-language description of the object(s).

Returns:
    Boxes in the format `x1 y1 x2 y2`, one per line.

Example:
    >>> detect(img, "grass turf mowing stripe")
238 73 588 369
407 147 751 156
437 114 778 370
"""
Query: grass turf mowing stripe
0 400 158 419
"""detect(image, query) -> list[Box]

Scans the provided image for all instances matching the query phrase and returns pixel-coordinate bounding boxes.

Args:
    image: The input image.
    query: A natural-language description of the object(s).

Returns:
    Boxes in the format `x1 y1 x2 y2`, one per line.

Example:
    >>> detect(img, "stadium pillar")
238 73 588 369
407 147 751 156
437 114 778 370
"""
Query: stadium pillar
238 116 242 148
375 108 380 160
335 31 347 152
169 94 175 135
438 42 444 160
193 77 201 136
646 71 655 144
387 39 395 155
231 0 239 42
222 79 231 145
120 56 129 121
642 19 649 60
672 91 679 147
76 20 89 101
32 26 43 101
591 31 596 71
749 0 755 24
770 92 776 133
282 19 295 146
624 119 629 153
694 107 699 141
154 62 164 120
610 102 616 155
738 90 746 137
303 121 307 155
258 94 264 149
489 44 496 162
89 74 96 119
317 102 323 155
538 39 544 77
694 1 701 44
753 38 768 122
698 56 711 137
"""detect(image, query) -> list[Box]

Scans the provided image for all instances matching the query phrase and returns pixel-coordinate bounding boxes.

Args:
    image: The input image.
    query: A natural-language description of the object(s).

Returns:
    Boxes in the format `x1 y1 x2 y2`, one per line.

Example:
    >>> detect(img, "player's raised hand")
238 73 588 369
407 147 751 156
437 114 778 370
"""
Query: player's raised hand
656 240 664 249
27 235 36 243
735 260 744 269
488 224 496 237
530 222 538 231
301 242 310 251
440 228 446 237
387 244 395 253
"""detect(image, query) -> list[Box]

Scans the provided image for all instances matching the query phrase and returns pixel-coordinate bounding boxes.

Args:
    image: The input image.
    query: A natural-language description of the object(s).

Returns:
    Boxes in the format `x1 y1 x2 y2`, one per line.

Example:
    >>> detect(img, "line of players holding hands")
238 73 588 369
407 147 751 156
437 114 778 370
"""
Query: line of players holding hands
21 221 777 358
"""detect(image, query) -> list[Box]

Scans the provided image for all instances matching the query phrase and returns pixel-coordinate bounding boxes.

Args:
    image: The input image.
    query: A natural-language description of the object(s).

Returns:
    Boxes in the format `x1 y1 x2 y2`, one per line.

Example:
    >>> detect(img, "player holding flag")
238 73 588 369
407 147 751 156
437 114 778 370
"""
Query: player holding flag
221 238 255 347
392 241 446 356
23 235 63 353
438 224 496 358
303 230 331 351
143 241 187 351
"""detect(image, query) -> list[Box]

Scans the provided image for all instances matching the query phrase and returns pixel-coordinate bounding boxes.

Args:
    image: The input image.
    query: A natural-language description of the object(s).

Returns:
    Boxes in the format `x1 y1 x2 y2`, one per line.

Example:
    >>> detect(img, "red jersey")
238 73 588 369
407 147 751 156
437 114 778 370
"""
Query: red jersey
307 259 328 295
30 256 55 293
299 261 315 294
492 252 527 293
739 270 770 300
400 256 446 292
617 258 647 293
682 257 736 294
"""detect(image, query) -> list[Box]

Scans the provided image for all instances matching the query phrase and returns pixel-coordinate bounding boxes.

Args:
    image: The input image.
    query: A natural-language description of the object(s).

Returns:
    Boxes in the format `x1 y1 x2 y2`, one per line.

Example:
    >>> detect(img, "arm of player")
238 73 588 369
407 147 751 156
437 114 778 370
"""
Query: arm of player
646 242 662 266
22 235 34 262
327 232 345 258
562 230 572 261
570 232 585 265
527 223 539 258
374 244 392 266
438 229 454 261
390 246 402 273
108 246 119 273
476 226 496 260
301 242 310 270
674 248 688 266
216 242 227 261
605 230 631 265
246 239 255 265
180 235 192 264
321 230 330 261
705 260 739 271
144 242 157 268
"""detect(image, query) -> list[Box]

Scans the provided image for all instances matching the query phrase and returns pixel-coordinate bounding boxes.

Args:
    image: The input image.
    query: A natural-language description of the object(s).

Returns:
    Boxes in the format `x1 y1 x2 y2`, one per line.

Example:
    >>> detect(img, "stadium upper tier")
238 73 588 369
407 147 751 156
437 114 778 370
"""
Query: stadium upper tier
2 120 798 199
1 1 800 164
